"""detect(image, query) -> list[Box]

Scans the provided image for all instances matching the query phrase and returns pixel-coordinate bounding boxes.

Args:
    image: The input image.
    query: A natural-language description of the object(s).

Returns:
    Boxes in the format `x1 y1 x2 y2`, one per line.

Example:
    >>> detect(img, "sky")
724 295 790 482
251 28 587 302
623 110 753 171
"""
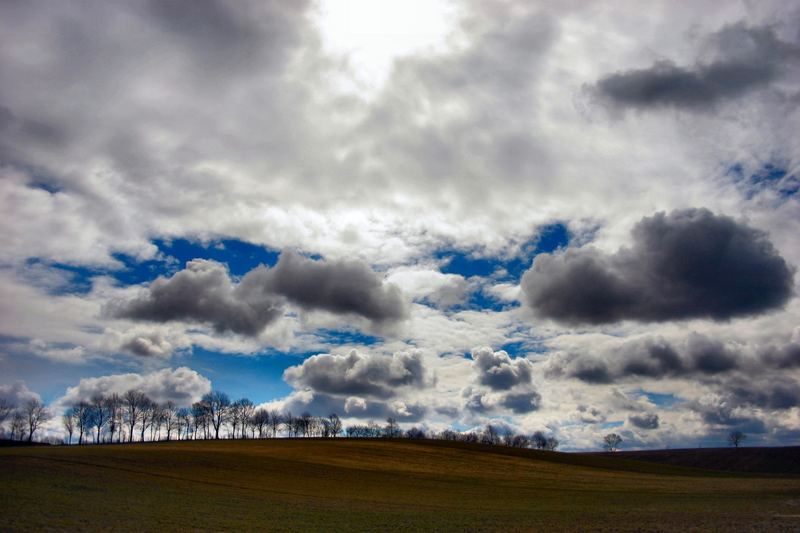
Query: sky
1 0 799 450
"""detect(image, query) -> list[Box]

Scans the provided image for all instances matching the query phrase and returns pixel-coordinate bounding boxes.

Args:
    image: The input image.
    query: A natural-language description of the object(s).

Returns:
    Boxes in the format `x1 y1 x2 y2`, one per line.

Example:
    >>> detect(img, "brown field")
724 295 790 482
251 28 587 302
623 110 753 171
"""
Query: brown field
2 438 800 531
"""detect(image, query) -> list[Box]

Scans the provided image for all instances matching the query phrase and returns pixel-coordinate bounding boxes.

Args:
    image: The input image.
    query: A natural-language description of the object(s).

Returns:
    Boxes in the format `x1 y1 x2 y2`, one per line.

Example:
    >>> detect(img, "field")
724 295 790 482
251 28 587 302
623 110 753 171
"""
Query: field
2 439 800 531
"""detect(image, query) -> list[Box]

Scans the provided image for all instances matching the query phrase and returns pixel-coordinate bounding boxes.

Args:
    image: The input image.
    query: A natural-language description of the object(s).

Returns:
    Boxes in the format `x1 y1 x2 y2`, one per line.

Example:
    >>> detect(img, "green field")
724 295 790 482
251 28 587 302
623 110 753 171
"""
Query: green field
2 439 799 531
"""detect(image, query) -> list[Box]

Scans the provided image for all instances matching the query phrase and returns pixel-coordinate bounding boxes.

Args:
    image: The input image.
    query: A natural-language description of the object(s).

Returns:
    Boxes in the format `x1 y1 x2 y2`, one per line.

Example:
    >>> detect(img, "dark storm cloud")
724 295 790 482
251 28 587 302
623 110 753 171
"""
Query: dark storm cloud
120 333 172 358
110 259 284 336
471 347 533 390
522 208 794 325
761 342 800 369
110 252 407 336
725 375 800 410
253 251 408 324
591 23 800 110
283 349 426 397
628 413 659 430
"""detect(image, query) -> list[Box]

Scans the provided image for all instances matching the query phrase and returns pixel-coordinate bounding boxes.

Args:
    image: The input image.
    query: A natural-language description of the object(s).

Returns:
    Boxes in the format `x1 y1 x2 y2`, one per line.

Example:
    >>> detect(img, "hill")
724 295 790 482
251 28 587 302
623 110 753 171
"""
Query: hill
2 439 800 531
595 446 800 475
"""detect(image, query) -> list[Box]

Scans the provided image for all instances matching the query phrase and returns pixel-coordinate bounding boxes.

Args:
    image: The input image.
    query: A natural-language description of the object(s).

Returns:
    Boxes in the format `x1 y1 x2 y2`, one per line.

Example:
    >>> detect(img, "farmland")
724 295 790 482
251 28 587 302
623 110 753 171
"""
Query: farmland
2 439 799 531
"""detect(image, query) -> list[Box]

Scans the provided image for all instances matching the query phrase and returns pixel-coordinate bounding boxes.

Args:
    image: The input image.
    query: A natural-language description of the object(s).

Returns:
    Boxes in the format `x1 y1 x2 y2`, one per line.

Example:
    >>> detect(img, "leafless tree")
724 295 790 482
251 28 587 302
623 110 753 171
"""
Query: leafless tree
268 410 282 438
728 431 746 448
162 401 177 441
105 394 122 443
203 391 231 440
123 390 147 443
90 394 108 444
176 408 192 440
0 398 14 428
545 437 559 451
239 399 255 438
251 408 269 438
10 411 26 441
24 398 50 443
603 433 622 452
384 417 400 438
140 399 156 442
62 412 76 444
482 425 500 445
70 401 92 444
328 413 342 437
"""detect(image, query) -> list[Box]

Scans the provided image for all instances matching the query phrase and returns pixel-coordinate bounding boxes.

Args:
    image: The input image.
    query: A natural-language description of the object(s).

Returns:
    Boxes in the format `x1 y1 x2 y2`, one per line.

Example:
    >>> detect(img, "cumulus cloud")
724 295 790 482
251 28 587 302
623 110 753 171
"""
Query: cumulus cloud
55 367 211 408
591 23 800 110
110 259 284 336
120 331 174 358
252 251 408 323
628 412 660 430
471 346 533 390
0 381 40 406
111 252 407 336
276 389 427 422
283 349 426 397
522 208 794 325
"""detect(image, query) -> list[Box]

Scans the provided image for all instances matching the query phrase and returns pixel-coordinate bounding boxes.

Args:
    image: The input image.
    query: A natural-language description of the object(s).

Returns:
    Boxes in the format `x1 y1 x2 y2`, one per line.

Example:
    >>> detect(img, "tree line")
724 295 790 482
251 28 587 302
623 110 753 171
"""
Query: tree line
0 390 560 450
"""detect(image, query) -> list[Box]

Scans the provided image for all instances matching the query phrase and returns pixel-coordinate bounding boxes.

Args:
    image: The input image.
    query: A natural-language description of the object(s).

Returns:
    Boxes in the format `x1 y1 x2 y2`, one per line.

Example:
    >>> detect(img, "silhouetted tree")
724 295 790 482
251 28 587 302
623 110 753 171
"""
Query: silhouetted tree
482 425 500 445
203 391 230 440
545 437 559 451
603 433 622 452
105 394 122 443
91 394 108 443
176 407 192 440
405 427 426 439
162 401 177 441
0 398 14 429
24 398 50 443
62 412 75 444
384 417 400 438
728 431 746 448
328 413 342 437
71 401 92 444
251 408 269 438
123 390 147 443
10 411 26 441
140 398 156 442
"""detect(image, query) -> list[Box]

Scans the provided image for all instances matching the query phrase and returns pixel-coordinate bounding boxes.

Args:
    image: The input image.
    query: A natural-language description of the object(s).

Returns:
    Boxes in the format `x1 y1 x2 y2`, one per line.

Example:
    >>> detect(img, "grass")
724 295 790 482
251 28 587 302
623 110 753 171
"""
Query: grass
2 438 800 531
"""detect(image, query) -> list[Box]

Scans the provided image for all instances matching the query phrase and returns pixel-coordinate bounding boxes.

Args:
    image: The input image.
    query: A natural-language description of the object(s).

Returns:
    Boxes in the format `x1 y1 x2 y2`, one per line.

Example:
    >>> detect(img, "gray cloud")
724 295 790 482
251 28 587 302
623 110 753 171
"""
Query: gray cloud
283 349 426 397
471 346 533 390
592 23 800 110
279 390 427 422
253 251 408 324
500 391 541 414
628 412 659 430
110 259 284 336
111 252 407 336
522 208 794 325
120 332 174 358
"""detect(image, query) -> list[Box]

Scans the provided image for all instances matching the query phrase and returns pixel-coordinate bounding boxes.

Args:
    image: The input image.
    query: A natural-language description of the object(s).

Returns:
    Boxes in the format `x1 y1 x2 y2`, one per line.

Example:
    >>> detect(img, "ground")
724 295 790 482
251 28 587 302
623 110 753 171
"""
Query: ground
2 439 799 531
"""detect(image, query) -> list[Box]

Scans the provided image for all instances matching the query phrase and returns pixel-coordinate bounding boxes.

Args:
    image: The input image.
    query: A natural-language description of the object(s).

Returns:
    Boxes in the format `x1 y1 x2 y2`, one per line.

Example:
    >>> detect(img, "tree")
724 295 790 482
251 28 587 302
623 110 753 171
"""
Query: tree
123 390 147 443
268 410 282 438
71 401 92 444
0 398 14 428
24 398 50 443
728 431 746 448
251 408 269 438
328 413 342 437
545 437 559 451
384 417 400 438
10 411 26 441
62 412 76 445
140 398 155 442
105 394 123 443
91 394 108 444
203 391 231 440
162 401 177 441
177 407 192 440
482 424 499 445
603 433 622 452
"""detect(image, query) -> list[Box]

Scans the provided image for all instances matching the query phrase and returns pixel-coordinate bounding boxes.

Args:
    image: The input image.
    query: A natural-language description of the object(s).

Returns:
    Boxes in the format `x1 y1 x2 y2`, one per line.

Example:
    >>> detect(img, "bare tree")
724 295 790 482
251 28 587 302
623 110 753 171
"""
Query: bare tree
251 408 269 438
71 401 92 444
238 399 255 438
140 399 156 442
62 412 76 444
603 433 622 452
105 394 122 443
328 413 342 437
384 417 400 438
91 394 108 444
482 425 500 445
123 390 147 443
203 391 231 440
545 437 559 451
10 411 26 441
176 407 192 440
728 431 746 448
268 410 282 438
0 398 14 428
162 401 177 441
24 398 50 443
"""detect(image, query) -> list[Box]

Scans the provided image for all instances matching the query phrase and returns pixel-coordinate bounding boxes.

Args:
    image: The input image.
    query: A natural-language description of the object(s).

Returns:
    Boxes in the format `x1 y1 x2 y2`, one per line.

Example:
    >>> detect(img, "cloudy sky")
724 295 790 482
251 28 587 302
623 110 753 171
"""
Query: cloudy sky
1 0 799 450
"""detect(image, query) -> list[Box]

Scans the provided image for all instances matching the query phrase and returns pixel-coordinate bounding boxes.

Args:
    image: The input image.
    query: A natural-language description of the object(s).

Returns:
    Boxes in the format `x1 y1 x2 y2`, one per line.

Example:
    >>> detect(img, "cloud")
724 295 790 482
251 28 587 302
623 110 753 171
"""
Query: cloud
591 23 800 110
120 331 174 357
253 251 408 324
110 259 284 336
55 367 211 409
276 389 427 421
500 391 542 414
628 412 660 430
283 349 427 397
0 381 40 406
471 346 533 390
110 252 407 336
522 208 794 325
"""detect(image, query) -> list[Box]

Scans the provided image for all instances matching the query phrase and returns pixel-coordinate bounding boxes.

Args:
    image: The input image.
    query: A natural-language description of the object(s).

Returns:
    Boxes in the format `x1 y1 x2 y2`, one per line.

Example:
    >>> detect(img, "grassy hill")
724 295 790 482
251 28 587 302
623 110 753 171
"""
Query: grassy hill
2 439 800 531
